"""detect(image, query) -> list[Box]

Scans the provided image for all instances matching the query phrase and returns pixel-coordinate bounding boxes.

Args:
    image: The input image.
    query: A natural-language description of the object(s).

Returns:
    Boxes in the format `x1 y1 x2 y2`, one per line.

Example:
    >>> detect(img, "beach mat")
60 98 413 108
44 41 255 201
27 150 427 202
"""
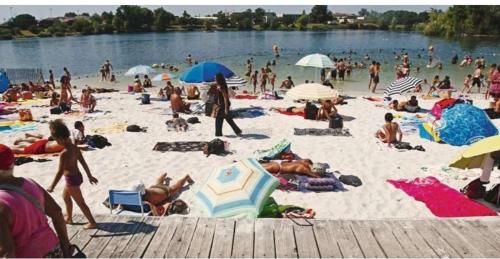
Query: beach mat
387 176 497 217
231 107 266 119
294 128 352 137
153 141 207 152
0 122 37 133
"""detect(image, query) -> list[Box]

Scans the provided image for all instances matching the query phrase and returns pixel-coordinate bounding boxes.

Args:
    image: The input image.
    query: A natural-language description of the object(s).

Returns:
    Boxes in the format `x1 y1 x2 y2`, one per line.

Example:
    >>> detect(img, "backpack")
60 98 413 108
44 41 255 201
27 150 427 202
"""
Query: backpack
484 184 500 206
203 138 225 157
461 178 486 199
187 117 200 124
329 116 343 129
127 124 145 132
50 107 62 114
304 104 318 120
87 135 111 149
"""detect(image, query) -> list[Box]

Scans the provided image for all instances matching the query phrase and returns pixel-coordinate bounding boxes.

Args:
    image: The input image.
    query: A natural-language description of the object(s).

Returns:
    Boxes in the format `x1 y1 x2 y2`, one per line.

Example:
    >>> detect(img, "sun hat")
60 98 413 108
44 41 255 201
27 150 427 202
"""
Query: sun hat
0 144 15 170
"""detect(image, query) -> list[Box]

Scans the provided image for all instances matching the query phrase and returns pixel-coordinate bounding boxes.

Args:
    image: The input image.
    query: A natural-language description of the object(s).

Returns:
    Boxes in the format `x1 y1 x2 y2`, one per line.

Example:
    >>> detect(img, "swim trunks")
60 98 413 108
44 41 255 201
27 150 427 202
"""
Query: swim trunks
64 174 83 187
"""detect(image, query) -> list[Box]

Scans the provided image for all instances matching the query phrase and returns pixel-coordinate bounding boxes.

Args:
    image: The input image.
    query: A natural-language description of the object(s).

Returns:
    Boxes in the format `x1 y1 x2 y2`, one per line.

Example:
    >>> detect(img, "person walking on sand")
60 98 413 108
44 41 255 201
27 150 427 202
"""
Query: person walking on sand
260 68 268 94
472 66 483 94
103 60 113 80
368 61 376 90
0 144 73 257
46 119 98 229
270 73 277 92
214 73 242 137
251 70 258 94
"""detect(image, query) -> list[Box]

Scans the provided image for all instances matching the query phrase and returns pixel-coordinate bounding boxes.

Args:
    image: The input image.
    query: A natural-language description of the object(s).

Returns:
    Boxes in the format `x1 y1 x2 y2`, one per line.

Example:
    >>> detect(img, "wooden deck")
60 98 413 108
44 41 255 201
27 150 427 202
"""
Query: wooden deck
66 215 500 258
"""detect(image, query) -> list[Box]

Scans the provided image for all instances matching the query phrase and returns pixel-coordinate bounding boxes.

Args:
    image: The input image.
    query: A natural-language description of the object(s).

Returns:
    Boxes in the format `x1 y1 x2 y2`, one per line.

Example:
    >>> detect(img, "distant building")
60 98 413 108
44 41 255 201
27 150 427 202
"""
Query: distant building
193 16 217 21
333 13 362 24
276 13 301 20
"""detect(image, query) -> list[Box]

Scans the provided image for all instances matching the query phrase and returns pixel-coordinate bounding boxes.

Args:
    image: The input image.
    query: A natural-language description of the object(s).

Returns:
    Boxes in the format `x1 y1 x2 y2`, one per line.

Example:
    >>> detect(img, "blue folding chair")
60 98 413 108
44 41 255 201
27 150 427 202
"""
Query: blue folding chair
108 190 147 216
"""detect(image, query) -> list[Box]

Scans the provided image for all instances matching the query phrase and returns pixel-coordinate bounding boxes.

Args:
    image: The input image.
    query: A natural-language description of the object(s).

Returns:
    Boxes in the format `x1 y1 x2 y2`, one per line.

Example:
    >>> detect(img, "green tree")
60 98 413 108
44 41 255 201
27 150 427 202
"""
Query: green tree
178 10 192 26
310 5 332 24
101 11 114 25
11 14 37 30
64 12 77 18
153 7 174 31
358 8 369 17
214 11 230 28
72 18 93 35
295 14 308 29
254 8 266 25
112 8 125 32
204 19 214 30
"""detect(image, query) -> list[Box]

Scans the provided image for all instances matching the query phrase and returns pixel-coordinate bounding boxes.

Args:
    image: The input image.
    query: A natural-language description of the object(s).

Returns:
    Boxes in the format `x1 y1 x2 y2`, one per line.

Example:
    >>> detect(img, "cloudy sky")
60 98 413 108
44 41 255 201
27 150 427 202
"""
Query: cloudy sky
0 5 448 22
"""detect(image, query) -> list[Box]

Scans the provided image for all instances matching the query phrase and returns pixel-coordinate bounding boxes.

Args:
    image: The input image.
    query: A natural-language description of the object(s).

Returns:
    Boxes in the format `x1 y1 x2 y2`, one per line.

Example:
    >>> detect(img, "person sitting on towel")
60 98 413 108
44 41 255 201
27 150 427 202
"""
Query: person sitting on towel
2 86 21 103
186 85 200 100
170 87 191 113
375 113 403 147
10 133 64 155
388 99 407 111
261 159 321 178
317 100 337 121
404 95 420 113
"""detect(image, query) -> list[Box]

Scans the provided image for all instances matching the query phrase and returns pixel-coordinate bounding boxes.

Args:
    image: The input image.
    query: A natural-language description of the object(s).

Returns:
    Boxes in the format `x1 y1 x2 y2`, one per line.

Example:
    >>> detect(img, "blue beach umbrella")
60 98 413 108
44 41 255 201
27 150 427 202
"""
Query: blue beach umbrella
179 62 235 84
436 104 498 146
195 158 279 218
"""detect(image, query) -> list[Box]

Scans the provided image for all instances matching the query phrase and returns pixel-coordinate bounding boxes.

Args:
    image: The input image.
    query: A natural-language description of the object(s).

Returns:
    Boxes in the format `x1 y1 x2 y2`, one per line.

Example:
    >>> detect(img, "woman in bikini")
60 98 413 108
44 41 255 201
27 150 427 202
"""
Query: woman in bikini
375 113 403 147
10 133 64 155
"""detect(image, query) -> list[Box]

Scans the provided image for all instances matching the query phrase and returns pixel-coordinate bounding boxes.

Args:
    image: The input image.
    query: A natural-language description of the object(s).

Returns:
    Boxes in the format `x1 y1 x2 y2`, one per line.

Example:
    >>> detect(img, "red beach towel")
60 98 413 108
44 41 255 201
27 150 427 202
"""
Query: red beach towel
235 95 258 100
387 176 497 217
276 110 304 117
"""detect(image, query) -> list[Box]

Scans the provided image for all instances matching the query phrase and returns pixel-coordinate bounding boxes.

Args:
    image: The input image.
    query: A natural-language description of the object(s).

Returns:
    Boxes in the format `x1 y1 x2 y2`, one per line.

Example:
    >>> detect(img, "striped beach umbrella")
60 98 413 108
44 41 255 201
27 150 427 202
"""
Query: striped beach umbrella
286 83 338 101
225 76 247 88
152 73 177 82
124 65 157 76
384 77 423 96
195 158 279 218
296 53 334 68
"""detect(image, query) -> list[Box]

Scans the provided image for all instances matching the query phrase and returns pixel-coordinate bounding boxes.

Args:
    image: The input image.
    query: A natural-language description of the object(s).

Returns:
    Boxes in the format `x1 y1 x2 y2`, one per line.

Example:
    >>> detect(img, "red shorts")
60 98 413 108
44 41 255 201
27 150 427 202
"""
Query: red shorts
24 139 48 154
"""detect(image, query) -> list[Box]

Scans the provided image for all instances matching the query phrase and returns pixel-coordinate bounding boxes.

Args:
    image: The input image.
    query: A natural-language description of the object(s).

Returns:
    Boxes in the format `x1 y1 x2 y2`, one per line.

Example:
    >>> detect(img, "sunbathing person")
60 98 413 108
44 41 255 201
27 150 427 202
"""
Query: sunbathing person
10 133 64 154
270 106 306 113
164 81 175 100
2 86 21 102
261 159 321 178
0 104 17 115
375 113 403 147
317 100 337 120
167 113 188 132
388 100 407 111
80 89 96 113
133 78 143 93
186 85 200 100
170 87 191 113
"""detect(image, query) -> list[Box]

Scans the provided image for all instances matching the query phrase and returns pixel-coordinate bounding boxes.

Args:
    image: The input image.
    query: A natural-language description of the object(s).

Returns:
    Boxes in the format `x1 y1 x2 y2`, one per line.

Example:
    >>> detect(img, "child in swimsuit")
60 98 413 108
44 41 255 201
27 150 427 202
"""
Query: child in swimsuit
47 119 98 229
375 113 403 147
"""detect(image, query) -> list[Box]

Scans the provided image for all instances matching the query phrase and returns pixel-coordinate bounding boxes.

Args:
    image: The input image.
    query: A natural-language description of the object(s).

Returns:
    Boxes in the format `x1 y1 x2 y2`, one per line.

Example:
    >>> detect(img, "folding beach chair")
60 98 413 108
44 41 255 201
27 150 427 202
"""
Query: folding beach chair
108 190 146 216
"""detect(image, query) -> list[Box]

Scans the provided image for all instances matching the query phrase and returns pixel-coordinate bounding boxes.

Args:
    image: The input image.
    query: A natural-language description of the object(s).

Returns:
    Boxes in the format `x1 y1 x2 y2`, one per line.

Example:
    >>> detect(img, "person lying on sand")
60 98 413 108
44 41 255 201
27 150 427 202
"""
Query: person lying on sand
186 85 200 100
0 104 17 115
388 100 407 111
170 113 188 132
170 87 191 113
141 173 194 216
269 106 306 113
2 86 21 102
10 133 64 155
375 113 403 147
261 159 321 178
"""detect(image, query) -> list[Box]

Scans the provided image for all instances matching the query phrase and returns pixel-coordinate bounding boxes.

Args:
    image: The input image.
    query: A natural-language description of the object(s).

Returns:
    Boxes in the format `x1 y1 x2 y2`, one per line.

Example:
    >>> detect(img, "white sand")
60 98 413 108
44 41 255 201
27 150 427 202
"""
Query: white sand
5 77 500 219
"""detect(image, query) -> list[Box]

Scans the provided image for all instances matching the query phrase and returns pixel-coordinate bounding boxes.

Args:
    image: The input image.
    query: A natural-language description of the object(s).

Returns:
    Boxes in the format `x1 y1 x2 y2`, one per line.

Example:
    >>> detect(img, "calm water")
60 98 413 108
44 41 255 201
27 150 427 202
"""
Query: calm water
1 30 499 91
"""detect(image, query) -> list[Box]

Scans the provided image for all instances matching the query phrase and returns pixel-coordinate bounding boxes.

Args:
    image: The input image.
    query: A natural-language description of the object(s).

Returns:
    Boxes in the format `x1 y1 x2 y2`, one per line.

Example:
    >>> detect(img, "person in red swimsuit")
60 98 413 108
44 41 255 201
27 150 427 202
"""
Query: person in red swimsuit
10 133 64 154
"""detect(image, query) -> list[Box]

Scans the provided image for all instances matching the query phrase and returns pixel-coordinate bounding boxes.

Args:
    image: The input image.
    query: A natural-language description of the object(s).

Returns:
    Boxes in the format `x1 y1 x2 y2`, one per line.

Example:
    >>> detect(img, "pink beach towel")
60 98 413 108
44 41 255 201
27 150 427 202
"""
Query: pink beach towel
387 176 497 217
234 95 258 100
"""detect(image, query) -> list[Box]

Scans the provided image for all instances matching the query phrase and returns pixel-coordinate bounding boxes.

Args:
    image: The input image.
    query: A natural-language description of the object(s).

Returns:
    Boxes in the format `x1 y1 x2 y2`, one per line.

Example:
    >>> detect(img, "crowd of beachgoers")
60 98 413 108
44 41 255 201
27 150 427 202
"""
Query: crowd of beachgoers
0 44 499 257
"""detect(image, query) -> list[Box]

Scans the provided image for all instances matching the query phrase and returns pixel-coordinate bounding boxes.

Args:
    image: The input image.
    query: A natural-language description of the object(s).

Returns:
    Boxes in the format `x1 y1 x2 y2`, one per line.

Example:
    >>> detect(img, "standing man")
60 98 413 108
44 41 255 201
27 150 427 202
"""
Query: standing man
368 61 376 90
63 67 71 84
49 70 55 88
103 60 113 80
245 59 252 77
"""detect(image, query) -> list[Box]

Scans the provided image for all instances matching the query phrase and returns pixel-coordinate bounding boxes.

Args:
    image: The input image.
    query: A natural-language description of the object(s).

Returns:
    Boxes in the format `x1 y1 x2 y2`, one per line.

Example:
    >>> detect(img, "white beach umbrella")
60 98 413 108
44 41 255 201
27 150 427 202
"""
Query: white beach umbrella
286 83 338 101
125 65 157 76
296 53 334 68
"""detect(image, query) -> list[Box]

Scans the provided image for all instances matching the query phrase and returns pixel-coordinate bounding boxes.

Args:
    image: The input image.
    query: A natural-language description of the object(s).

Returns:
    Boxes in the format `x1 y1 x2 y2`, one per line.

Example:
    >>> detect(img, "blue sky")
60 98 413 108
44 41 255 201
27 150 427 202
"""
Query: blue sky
0 5 448 22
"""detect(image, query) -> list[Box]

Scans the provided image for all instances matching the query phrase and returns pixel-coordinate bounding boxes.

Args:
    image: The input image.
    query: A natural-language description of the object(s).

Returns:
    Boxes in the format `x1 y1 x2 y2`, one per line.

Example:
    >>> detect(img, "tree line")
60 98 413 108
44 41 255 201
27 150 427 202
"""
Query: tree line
0 5 498 40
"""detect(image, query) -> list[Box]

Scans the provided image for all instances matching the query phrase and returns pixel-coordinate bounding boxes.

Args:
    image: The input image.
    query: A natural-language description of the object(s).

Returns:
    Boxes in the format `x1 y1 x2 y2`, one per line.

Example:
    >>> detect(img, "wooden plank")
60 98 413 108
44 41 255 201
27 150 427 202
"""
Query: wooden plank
142 217 181 258
253 219 276 258
120 217 159 258
427 220 483 258
65 214 84 240
328 220 364 258
384 221 433 258
293 220 320 258
186 217 216 258
231 218 255 258
369 220 408 258
312 220 342 258
273 219 298 258
410 220 460 258
395 221 438 258
463 219 500 248
210 218 235 258
349 220 385 258
84 215 132 258
445 219 500 257
70 215 109 251
165 217 199 258
98 216 145 258
480 220 500 237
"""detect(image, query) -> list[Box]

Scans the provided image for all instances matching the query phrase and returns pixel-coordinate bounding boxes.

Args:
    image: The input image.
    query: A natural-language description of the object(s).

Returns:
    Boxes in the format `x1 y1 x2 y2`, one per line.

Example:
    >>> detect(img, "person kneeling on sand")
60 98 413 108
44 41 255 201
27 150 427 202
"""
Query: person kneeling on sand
10 133 64 155
375 113 403 147
261 159 321 178
170 87 191 113
186 85 200 100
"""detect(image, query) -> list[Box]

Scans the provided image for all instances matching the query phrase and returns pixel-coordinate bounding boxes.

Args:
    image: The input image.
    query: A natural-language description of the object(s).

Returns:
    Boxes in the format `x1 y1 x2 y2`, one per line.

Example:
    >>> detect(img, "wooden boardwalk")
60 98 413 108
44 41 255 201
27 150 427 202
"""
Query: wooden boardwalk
66 215 500 258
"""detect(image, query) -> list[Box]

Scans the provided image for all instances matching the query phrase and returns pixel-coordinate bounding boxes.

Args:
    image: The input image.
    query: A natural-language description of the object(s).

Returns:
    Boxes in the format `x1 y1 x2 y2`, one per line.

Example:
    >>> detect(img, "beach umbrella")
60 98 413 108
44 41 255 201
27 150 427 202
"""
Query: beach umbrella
296 53 334 68
436 104 498 146
195 158 279 218
179 62 235 84
152 73 177 82
286 83 338 101
225 76 247 88
449 135 500 169
384 77 423 96
125 65 157 76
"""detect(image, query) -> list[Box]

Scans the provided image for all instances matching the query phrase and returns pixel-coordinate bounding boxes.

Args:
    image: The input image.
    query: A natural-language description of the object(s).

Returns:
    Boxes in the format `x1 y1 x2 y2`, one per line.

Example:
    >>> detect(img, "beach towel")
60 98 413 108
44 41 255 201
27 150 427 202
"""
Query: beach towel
276 110 304 117
387 176 497 217
234 95 258 100
0 121 37 133
153 141 207 152
294 128 352 137
231 107 266 119
92 123 128 134
418 123 441 142
253 138 291 160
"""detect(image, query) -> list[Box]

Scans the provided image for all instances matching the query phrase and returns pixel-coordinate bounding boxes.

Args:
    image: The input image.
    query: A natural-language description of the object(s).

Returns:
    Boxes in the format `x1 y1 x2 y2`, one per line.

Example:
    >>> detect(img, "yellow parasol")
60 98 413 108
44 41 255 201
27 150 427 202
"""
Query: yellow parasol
449 135 500 169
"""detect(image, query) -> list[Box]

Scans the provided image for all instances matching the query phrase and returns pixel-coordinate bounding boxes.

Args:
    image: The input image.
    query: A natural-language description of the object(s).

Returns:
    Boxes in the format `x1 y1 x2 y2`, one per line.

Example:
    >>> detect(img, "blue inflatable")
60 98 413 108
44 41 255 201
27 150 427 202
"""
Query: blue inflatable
437 104 498 146
0 71 9 93
179 62 235 83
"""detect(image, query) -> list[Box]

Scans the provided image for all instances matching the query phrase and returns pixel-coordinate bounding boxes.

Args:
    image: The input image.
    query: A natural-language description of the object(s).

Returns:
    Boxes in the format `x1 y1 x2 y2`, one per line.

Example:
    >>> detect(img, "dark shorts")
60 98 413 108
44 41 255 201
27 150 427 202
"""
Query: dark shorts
373 75 380 84
370 73 375 79
472 77 481 87
338 70 345 78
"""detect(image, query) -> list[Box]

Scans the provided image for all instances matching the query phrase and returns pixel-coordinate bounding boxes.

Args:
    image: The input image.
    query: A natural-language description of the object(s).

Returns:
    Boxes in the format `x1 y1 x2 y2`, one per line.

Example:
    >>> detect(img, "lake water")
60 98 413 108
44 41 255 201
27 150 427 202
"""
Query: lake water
1 30 499 92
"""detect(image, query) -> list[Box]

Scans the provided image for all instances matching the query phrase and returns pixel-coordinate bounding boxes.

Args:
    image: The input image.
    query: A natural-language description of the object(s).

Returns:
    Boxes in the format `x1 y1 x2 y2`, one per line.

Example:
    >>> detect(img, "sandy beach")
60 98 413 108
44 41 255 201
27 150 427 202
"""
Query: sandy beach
3 73 499 220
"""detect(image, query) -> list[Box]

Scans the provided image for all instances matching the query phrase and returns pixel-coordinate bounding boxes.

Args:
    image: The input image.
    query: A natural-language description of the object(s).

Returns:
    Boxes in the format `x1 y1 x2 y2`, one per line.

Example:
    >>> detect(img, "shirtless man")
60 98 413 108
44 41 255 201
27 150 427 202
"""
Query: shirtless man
59 75 74 105
261 159 321 178
251 70 258 93
170 87 191 113
63 67 71 84
375 113 403 147
164 81 175 100
472 67 483 93
103 60 113 80
316 100 337 121
272 44 280 58
186 85 200 100
280 76 295 89
368 61 376 90
10 133 64 155
371 62 381 93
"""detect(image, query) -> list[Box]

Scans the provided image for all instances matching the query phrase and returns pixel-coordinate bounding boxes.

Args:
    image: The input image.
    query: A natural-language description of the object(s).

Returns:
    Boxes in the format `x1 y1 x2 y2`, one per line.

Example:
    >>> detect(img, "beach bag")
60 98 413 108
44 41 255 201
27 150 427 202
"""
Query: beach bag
484 184 500 206
126 124 146 132
304 104 318 120
87 135 111 149
461 178 485 199
141 93 151 104
329 116 343 129
187 117 200 124
19 109 33 121
50 107 62 114
203 138 225 157
60 102 71 112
